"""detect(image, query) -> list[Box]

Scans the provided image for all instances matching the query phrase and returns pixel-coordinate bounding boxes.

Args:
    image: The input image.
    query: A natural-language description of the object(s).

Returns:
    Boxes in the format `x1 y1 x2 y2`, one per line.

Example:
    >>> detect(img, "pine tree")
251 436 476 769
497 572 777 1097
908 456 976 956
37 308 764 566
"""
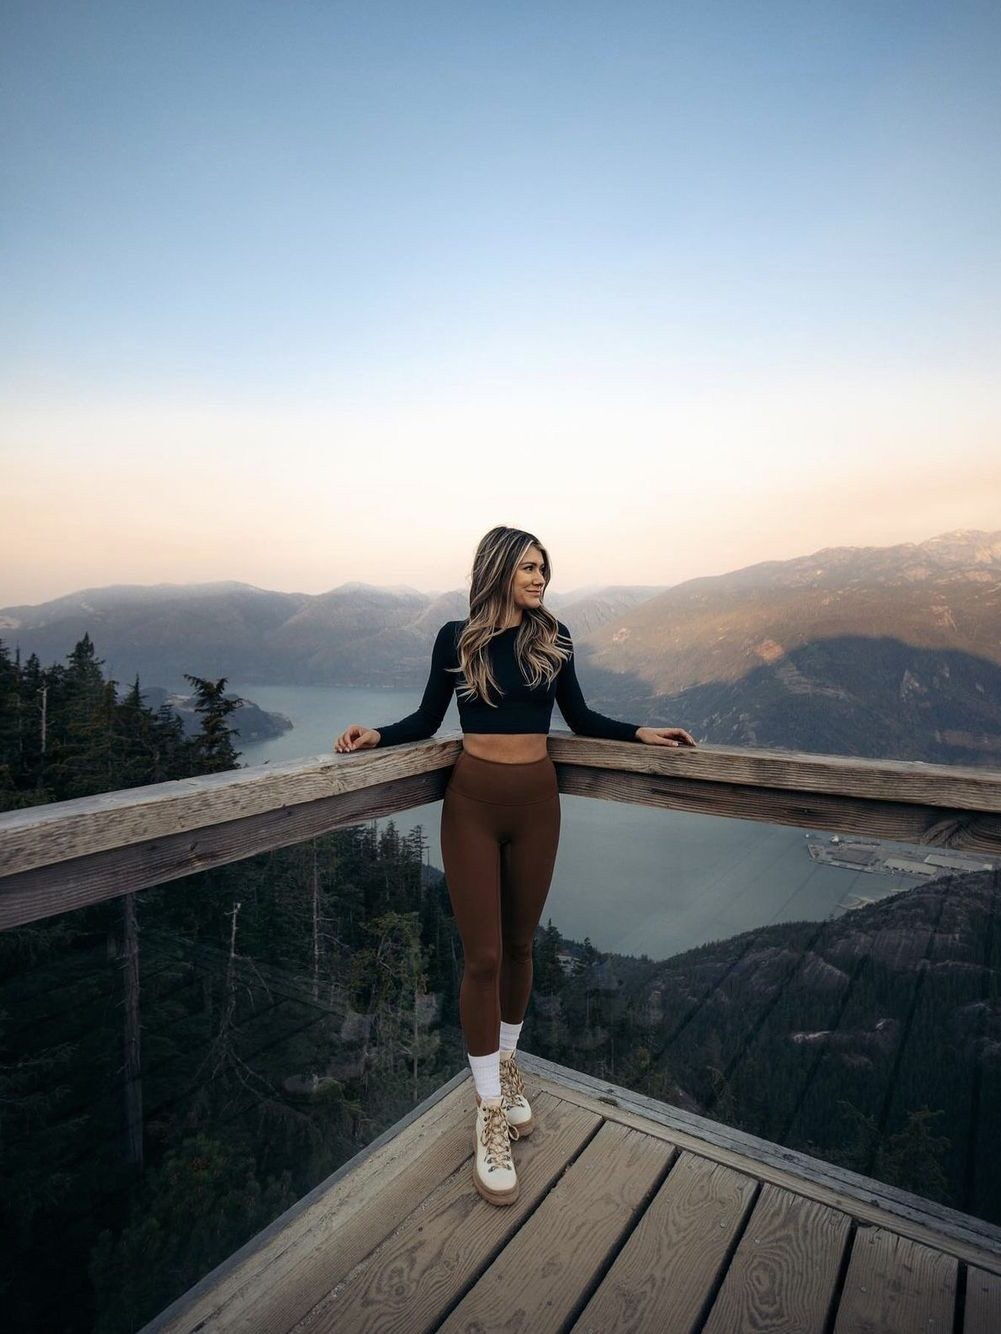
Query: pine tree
46 634 116 798
182 675 244 773
875 1106 951 1200
535 919 564 995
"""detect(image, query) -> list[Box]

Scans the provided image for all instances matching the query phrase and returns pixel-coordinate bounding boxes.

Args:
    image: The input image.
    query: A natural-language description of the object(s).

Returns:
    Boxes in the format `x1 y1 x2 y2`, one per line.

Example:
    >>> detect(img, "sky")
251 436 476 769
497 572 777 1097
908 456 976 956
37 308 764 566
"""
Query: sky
2 0 999 606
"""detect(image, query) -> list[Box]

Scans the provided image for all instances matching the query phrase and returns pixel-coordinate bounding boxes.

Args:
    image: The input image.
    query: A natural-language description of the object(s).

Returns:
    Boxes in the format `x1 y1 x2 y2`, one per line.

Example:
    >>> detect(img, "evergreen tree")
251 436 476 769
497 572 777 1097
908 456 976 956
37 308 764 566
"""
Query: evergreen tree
88 1132 295 1334
53 635 114 795
115 677 189 787
876 1106 951 1199
182 675 243 772
534 920 564 995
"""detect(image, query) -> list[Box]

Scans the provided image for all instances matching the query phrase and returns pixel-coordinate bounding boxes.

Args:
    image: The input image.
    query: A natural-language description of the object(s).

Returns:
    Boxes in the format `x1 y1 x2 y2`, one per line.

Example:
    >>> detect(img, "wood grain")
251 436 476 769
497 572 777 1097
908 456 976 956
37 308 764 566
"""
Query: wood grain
0 739 462 879
519 1053 1001 1273
571 1152 756 1333
297 1092 599 1334
702 1181 851 1333
832 1225 957 1333
0 770 449 930
964 1264 1001 1333
3 732 999 929
143 1070 473 1334
556 762 1001 853
436 1119 675 1333
139 1066 997 1334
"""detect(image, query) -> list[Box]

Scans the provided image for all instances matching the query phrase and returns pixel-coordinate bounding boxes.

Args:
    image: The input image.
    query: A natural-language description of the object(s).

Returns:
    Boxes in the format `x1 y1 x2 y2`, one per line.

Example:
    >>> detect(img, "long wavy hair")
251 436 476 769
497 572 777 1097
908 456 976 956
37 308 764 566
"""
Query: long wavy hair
451 526 572 708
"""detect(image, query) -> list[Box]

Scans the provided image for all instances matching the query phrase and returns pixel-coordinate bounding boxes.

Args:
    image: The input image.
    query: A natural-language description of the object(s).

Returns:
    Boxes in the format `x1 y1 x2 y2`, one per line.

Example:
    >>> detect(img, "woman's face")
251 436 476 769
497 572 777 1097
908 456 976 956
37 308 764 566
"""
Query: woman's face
511 545 547 612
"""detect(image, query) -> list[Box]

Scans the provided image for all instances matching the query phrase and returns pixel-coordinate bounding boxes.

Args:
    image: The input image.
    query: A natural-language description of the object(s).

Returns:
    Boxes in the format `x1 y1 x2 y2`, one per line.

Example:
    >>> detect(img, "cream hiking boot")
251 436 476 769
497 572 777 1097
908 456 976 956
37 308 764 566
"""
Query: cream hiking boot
473 1093 520 1205
499 1051 534 1136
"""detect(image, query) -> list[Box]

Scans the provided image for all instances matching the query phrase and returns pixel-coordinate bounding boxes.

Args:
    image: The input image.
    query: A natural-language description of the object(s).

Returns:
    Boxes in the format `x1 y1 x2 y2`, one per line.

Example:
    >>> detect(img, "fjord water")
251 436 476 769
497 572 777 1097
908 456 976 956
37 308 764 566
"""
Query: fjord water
233 681 928 961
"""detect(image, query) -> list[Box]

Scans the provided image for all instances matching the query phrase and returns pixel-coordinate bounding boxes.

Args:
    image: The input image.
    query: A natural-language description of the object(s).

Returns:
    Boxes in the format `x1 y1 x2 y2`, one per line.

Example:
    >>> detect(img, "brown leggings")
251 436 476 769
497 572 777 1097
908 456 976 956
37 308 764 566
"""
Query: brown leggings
440 750 562 1056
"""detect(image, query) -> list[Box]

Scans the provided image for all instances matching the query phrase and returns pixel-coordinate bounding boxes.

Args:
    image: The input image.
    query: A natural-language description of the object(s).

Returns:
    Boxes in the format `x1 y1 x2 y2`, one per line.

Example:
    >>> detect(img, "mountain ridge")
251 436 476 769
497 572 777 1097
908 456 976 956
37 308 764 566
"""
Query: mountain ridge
2 527 998 764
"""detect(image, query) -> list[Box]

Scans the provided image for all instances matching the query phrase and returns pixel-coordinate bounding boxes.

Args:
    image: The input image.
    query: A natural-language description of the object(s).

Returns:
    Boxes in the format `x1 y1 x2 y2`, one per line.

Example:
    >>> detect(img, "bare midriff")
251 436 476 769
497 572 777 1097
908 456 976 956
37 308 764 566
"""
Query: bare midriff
461 733 549 763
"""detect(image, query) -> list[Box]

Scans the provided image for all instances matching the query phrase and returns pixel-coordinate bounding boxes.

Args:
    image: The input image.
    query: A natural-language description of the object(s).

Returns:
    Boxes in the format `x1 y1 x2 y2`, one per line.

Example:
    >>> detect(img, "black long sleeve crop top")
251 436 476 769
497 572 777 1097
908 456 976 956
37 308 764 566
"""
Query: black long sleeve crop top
373 619 641 747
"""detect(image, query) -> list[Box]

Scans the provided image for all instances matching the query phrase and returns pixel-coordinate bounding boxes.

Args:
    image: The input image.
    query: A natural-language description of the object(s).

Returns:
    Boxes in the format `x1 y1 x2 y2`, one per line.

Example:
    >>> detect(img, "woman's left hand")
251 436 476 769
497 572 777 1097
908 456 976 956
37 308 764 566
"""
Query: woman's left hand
636 726 697 747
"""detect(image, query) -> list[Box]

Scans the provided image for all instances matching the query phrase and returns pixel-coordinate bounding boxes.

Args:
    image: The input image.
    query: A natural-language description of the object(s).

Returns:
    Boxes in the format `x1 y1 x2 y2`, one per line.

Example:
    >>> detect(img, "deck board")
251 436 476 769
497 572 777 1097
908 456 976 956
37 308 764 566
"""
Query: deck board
299 1092 598 1333
964 1265 1001 1333
436 1121 674 1332
140 1055 1001 1334
832 1228 958 1333
701 1183 851 1334
570 1153 757 1333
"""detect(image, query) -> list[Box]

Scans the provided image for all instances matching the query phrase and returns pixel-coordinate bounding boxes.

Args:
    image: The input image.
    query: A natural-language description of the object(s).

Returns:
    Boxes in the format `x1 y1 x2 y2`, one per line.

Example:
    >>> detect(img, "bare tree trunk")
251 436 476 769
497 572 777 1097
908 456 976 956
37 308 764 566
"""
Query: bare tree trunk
224 898 241 1031
412 976 419 1103
311 841 320 1002
122 891 143 1169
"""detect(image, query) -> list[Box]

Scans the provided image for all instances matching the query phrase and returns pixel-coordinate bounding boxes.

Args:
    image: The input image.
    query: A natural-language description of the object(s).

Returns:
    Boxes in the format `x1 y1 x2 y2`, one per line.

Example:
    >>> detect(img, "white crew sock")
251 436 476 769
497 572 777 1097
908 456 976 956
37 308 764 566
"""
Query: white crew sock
499 1019 523 1056
468 1048 501 1100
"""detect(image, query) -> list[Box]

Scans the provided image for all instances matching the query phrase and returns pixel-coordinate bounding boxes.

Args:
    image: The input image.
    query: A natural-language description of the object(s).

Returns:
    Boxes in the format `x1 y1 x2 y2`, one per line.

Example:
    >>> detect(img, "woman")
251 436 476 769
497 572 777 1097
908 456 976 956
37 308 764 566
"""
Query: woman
335 526 696 1206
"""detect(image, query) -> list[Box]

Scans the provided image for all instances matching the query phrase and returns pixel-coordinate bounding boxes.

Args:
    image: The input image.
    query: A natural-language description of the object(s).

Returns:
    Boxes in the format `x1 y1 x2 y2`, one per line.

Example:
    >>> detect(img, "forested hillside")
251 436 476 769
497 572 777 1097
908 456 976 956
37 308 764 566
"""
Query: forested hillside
0 634 462 1330
539 872 1000 1224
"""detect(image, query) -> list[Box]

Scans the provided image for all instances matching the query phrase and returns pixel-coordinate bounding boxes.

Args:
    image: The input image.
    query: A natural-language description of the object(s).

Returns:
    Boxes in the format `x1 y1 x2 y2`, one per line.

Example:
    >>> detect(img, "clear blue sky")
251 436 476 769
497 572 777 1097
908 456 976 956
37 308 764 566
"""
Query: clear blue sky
2 1 1000 602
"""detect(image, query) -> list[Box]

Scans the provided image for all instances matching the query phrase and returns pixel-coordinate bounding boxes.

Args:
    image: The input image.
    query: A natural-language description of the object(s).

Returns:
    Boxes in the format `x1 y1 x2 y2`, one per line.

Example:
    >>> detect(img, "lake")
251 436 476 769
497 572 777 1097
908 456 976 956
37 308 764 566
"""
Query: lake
231 681 927 962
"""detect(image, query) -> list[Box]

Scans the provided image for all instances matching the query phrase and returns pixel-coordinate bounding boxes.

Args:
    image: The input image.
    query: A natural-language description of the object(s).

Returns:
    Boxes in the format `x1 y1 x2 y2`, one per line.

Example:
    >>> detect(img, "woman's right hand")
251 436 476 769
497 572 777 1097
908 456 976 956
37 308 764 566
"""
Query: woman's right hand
334 724 381 753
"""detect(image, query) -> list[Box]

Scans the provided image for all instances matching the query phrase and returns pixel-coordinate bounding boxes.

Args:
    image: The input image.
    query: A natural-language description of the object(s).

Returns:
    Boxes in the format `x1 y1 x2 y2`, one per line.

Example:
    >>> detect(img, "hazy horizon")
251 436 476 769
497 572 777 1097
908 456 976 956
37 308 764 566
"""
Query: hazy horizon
3 1 999 604
4 520 1000 612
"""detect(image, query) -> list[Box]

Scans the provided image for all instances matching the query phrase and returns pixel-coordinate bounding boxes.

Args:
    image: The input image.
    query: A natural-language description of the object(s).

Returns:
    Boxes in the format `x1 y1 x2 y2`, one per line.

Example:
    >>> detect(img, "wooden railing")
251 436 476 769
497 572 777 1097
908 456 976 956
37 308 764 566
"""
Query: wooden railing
1 729 999 932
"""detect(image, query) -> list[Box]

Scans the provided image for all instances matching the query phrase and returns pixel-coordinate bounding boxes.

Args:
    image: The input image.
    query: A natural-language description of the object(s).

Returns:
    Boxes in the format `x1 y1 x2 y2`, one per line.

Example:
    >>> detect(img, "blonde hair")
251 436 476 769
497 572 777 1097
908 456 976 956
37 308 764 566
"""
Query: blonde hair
449 526 571 708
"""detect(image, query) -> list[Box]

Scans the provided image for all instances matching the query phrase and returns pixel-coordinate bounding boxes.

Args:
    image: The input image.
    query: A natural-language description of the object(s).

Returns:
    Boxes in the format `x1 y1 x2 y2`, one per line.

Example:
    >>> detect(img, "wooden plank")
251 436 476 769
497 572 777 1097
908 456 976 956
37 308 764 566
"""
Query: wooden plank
4 766 999 933
3 731 1000 885
519 1055 1001 1271
546 731 1001 813
0 770 448 930
139 1068 473 1334
296 1091 600 1334
436 1119 675 1333
0 741 461 879
570 1151 756 1333
556 763 1001 853
702 1182 851 1333
832 1225 957 1332
141 1062 992 1334
964 1264 1001 1332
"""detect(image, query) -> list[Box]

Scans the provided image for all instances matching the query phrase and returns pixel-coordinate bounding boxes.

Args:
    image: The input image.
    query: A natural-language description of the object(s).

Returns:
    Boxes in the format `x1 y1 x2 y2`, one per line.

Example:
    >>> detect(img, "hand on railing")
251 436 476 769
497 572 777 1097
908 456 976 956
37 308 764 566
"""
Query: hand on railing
635 726 698 747
334 724 382 753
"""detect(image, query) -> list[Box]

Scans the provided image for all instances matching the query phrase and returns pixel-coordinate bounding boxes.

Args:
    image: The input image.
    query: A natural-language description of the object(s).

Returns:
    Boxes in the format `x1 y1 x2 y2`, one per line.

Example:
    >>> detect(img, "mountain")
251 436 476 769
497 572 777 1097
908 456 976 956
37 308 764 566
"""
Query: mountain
2 528 999 763
540 869 1001 1221
0 581 308 689
0 579 668 690
582 528 1001 693
573 528 1001 766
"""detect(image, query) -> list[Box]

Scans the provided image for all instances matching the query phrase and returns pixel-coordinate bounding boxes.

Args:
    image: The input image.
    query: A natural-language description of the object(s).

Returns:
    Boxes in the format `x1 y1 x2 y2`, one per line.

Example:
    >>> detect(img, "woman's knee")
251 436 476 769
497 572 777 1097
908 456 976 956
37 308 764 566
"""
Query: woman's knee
501 937 533 967
463 945 501 983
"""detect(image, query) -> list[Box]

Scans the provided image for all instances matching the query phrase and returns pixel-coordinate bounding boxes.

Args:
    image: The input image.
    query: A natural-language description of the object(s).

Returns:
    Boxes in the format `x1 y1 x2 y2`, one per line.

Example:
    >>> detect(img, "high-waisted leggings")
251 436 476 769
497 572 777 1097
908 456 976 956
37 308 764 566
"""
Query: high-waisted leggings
440 749 562 1056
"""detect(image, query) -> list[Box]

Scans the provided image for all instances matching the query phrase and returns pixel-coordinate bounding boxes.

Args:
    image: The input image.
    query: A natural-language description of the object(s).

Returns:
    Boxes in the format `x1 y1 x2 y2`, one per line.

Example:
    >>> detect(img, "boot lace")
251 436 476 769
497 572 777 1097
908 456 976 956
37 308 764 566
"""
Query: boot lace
479 1101 519 1172
500 1054 527 1106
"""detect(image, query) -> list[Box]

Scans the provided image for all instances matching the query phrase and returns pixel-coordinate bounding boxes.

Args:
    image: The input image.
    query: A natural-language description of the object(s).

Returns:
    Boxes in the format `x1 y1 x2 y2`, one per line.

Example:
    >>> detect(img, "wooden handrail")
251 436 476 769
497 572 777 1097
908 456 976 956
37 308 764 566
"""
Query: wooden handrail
1 730 999 931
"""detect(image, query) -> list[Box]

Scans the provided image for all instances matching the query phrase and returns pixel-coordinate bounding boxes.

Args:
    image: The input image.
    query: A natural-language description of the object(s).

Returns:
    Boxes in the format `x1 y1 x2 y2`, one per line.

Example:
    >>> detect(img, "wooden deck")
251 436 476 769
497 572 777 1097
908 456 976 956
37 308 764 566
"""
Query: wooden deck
142 1053 1001 1334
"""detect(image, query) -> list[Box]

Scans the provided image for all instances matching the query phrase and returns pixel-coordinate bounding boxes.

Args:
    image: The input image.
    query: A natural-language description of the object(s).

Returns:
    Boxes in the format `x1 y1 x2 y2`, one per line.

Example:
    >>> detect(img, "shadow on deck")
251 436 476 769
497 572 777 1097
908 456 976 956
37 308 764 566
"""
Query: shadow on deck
142 1053 1001 1333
